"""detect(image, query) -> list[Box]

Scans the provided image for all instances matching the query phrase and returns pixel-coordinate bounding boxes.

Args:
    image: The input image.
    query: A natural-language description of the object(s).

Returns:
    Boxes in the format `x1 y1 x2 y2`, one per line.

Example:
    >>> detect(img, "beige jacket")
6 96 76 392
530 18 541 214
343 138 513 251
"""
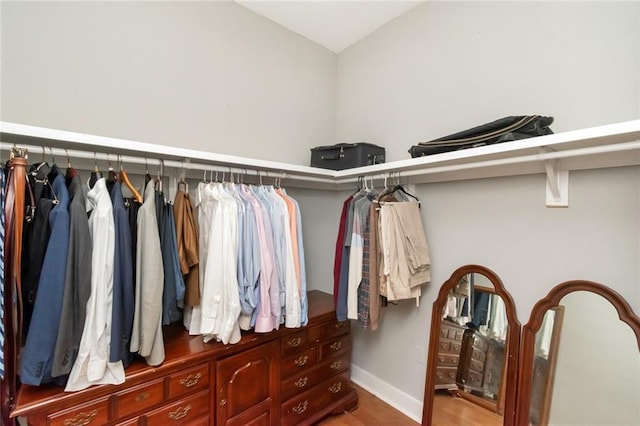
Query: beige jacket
130 180 165 366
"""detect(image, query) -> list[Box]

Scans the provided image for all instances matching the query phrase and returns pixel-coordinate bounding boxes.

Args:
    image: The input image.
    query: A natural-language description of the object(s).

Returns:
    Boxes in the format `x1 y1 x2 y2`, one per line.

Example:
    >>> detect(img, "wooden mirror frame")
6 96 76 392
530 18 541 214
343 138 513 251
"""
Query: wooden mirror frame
422 265 521 426
515 280 640 425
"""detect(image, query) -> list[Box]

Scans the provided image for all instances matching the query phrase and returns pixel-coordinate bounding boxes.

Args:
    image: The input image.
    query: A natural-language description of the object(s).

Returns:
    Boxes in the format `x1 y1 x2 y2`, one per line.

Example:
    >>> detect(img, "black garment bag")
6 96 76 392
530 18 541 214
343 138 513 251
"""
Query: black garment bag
409 115 554 158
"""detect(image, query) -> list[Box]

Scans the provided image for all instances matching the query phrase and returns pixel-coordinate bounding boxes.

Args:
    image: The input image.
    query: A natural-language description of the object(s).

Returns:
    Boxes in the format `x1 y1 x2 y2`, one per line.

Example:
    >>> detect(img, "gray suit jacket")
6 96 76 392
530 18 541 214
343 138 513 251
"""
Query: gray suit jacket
130 180 165 366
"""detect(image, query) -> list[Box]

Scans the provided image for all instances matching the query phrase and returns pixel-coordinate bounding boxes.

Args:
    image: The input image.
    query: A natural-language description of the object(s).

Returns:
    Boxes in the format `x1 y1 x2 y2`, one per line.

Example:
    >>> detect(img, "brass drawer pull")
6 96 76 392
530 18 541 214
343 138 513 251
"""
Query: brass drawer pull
168 404 192 420
220 399 227 406
179 372 202 388
292 400 308 415
288 337 303 347
330 360 343 370
294 355 308 366
135 392 150 402
328 382 342 394
330 341 342 351
63 409 98 426
294 376 308 388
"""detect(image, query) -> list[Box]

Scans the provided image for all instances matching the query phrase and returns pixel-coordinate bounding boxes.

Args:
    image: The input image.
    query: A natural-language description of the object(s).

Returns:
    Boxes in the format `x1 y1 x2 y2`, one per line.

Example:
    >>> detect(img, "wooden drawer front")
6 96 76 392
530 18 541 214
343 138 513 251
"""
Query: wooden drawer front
436 353 459 367
281 346 318 378
116 419 140 426
439 338 461 354
321 335 350 359
48 398 110 426
281 372 352 426
115 379 164 419
184 415 209 426
144 390 209 425
282 353 350 401
435 366 457 386
309 320 350 341
448 327 464 341
470 358 484 373
168 363 210 399
471 347 486 363
464 370 484 388
281 329 310 356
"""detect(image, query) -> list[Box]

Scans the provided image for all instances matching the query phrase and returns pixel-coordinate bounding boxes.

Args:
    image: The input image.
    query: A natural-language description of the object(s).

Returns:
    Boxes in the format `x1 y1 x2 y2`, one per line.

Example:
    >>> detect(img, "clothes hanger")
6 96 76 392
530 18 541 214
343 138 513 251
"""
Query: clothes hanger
155 159 164 193
177 161 189 194
64 148 77 180
144 158 152 185
107 153 118 184
88 152 103 189
118 155 143 204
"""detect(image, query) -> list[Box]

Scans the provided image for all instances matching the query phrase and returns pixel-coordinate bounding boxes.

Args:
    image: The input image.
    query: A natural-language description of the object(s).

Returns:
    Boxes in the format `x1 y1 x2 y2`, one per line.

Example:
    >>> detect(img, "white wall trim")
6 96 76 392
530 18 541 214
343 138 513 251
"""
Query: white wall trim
350 364 423 423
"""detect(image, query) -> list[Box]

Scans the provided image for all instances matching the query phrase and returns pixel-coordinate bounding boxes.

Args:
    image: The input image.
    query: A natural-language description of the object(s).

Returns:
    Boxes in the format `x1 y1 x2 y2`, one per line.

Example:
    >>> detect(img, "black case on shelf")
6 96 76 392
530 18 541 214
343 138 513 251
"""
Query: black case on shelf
310 143 385 171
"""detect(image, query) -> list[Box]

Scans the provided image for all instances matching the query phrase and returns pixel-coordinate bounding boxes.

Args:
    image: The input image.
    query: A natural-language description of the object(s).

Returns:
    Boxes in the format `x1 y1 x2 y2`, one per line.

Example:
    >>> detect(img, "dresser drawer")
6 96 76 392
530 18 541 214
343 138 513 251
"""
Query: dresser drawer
462 369 483 388
281 353 351 401
471 347 486 363
168 363 210 399
281 372 352 426
281 329 311 356
438 338 462 354
114 379 165 419
281 346 319 378
143 390 209 425
47 398 109 426
309 320 350 342
435 366 457 386
470 357 484 372
436 353 459 367
321 335 350 359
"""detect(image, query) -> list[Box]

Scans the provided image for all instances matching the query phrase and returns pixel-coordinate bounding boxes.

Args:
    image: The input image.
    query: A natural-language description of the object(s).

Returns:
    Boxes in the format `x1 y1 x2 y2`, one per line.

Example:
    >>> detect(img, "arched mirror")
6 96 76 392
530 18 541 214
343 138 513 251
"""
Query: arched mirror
422 265 520 426
516 281 640 426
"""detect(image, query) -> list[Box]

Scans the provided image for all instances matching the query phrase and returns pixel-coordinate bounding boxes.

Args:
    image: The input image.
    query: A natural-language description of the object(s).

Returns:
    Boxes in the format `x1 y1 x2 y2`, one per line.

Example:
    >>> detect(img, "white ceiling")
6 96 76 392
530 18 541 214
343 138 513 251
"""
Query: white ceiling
234 1 425 53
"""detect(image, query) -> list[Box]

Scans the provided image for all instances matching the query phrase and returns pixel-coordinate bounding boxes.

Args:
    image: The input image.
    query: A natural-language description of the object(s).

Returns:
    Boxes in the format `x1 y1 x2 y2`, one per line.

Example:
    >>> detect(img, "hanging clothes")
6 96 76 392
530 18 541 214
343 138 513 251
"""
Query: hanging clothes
174 190 200 307
20 172 70 386
109 181 135 368
65 177 124 391
130 180 165 367
52 174 92 378
379 201 430 302
2 151 29 426
200 183 241 345
21 162 54 341
0 167 5 380
157 189 184 326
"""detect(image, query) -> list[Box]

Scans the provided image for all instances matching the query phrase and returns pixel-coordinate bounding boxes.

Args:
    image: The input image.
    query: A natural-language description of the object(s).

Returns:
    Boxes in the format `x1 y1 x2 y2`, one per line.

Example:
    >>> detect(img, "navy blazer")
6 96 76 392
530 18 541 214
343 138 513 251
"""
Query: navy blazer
110 182 135 367
20 174 70 385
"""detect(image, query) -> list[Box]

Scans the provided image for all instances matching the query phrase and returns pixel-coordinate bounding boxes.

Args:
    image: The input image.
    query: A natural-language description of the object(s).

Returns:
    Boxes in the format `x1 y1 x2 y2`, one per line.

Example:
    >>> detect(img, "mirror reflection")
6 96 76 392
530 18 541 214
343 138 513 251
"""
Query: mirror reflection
432 272 508 425
528 291 640 426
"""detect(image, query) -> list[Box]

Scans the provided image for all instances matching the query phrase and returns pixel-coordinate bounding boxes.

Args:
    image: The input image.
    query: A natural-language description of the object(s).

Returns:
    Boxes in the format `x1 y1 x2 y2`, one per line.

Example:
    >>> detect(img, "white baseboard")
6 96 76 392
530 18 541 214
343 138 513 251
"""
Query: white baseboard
350 364 423 423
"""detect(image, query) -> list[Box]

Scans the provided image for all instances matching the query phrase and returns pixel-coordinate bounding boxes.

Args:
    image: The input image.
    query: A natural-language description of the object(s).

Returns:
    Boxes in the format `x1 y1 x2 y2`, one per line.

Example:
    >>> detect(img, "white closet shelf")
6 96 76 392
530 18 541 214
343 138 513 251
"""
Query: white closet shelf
2 120 640 195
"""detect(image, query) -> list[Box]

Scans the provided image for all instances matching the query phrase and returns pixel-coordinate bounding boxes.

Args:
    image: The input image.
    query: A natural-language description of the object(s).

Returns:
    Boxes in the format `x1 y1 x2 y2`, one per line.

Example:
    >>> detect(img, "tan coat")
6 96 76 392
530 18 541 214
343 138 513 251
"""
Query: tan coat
173 191 200 307
130 181 165 367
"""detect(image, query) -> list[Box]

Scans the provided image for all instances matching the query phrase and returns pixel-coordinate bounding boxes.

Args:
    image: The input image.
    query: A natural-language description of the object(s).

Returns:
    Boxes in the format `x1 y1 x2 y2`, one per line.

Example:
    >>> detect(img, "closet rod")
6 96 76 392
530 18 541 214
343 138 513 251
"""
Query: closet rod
0 143 335 185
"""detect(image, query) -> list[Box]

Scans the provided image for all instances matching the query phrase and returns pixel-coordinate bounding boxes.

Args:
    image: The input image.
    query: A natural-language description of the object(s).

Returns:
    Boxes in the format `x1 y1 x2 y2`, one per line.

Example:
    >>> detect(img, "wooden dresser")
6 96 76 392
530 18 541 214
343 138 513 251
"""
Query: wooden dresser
10 291 358 426
456 329 490 393
435 320 465 390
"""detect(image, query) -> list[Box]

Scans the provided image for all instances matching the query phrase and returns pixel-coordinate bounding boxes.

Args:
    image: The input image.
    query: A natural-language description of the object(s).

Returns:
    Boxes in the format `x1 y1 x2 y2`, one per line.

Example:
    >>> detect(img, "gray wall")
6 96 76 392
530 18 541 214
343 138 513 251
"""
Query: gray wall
337 1 640 162
1 1 336 165
336 1 640 419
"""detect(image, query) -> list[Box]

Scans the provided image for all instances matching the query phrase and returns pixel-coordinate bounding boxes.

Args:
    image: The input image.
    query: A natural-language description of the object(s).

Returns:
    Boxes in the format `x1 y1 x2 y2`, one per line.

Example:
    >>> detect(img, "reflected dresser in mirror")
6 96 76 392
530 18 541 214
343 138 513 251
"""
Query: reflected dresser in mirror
422 265 520 426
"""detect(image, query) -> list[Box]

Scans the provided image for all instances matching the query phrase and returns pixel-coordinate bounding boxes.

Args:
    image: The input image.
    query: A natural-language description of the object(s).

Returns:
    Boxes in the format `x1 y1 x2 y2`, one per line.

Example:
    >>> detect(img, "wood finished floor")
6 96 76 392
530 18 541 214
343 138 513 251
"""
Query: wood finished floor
318 386 503 425
318 385 419 426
